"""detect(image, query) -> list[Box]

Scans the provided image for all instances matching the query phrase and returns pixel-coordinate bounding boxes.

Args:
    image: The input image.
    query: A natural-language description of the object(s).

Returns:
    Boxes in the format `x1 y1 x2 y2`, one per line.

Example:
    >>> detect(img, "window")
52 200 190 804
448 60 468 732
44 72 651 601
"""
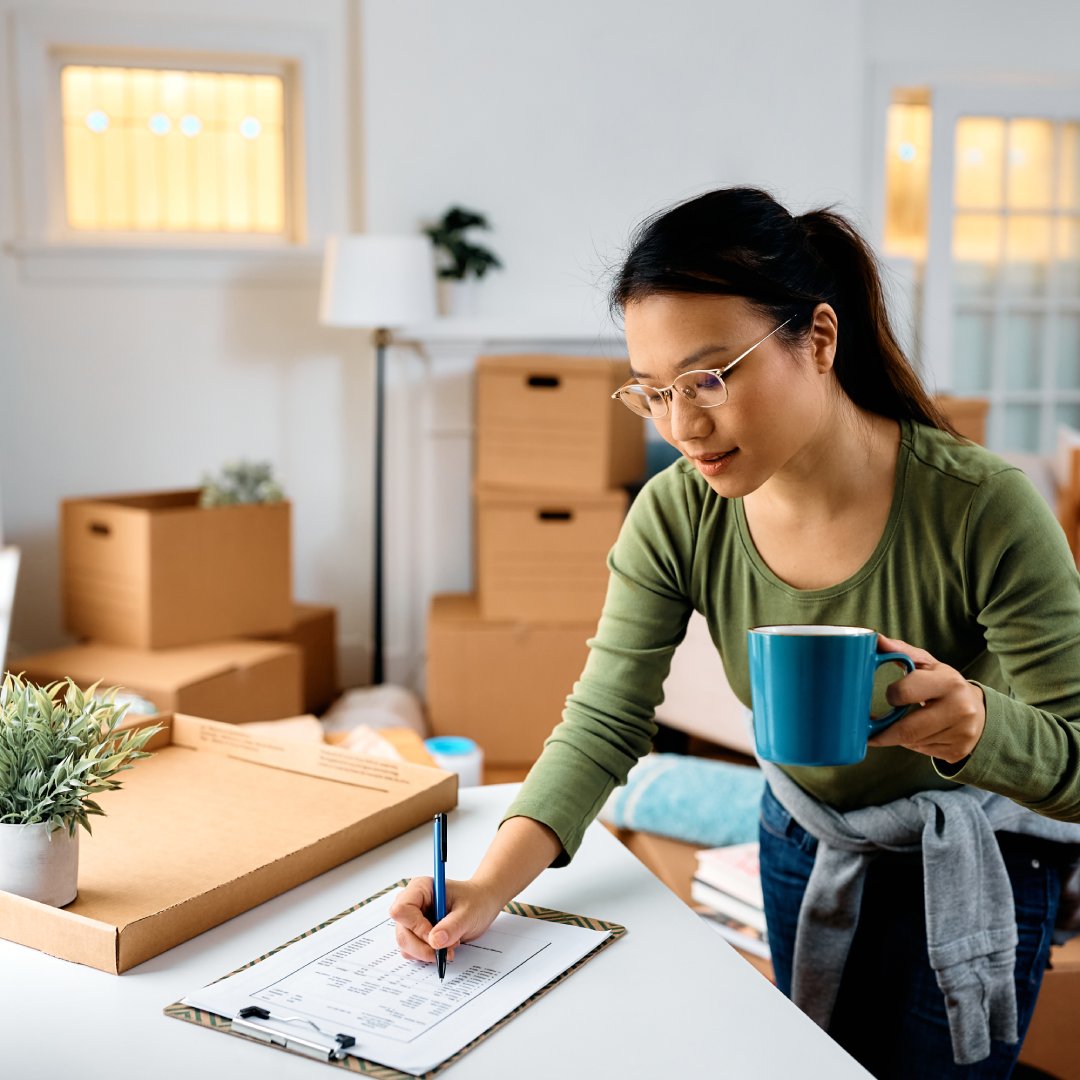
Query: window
881 84 1080 454
60 65 289 236
882 90 931 262
10 9 346 278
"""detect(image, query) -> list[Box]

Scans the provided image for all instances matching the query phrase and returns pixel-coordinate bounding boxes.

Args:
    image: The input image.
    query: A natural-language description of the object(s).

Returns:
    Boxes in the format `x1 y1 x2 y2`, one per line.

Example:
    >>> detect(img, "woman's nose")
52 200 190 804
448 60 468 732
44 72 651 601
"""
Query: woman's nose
667 389 713 442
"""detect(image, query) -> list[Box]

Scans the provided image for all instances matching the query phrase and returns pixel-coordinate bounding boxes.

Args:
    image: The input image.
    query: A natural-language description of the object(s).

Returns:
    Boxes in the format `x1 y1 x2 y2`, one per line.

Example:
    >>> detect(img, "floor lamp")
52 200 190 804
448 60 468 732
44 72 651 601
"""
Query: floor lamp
319 235 436 685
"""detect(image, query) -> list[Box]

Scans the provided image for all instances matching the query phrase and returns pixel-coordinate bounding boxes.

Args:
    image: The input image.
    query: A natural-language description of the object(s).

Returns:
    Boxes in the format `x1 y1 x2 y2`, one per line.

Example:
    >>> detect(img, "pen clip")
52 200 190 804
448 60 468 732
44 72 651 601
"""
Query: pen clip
439 812 447 861
233 1006 357 1061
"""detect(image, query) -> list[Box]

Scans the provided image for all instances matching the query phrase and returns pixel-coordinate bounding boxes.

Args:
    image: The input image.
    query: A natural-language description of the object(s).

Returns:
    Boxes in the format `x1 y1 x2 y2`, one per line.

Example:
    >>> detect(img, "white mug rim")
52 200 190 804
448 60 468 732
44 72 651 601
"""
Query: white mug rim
749 624 876 637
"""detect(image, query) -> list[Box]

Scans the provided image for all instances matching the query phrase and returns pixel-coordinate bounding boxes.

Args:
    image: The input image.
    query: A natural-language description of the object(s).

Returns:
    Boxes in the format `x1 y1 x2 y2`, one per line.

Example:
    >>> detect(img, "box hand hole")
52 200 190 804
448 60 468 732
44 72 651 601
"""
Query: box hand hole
89 522 111 536
538 510 573 523
526 375 561 389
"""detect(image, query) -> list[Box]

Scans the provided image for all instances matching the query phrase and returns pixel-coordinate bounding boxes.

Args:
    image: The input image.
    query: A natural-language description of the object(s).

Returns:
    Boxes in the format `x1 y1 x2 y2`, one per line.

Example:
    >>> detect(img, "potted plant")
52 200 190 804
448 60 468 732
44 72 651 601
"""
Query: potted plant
0 673 161 907
199 459 285 508
423 206 503 316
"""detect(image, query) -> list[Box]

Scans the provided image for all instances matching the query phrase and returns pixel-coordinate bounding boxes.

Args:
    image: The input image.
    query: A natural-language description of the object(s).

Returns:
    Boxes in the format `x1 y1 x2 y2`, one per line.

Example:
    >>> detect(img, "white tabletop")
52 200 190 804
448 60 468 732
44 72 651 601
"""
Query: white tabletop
1 784 869 1079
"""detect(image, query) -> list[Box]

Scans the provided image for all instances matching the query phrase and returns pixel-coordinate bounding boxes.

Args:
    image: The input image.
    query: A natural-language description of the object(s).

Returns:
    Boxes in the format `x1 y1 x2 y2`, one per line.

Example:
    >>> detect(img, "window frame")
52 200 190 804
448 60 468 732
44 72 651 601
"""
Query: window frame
9 9 346 280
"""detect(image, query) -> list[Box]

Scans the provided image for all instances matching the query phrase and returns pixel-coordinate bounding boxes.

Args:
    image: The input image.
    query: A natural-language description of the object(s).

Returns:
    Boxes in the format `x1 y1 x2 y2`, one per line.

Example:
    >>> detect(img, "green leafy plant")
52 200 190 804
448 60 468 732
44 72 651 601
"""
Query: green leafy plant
199 459 285 508
0 674 161 836
424 206 503 280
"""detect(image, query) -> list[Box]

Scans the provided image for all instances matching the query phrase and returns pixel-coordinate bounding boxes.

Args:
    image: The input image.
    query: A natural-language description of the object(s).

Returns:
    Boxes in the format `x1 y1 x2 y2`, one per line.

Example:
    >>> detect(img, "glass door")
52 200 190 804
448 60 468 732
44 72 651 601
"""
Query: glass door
923 87 1080 454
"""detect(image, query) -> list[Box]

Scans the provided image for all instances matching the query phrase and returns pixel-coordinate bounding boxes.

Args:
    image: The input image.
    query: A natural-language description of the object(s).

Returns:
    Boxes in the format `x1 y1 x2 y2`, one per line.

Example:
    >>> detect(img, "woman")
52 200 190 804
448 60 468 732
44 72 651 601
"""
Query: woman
391 187 1080 1078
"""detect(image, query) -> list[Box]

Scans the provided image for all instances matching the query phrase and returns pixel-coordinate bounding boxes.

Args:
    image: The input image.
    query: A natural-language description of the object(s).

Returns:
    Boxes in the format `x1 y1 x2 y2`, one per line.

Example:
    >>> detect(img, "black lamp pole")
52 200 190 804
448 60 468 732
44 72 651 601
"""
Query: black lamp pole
372 326 390 686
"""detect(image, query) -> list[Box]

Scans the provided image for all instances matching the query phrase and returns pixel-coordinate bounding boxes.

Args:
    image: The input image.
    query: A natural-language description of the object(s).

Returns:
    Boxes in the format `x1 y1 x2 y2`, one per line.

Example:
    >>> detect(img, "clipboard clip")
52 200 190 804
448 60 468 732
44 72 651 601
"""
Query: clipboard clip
233 1006 357 1061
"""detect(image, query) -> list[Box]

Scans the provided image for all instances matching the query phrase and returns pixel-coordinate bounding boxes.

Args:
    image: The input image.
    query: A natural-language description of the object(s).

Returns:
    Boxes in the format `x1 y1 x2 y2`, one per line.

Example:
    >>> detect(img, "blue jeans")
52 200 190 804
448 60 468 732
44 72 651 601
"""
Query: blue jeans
759 783 1064 1079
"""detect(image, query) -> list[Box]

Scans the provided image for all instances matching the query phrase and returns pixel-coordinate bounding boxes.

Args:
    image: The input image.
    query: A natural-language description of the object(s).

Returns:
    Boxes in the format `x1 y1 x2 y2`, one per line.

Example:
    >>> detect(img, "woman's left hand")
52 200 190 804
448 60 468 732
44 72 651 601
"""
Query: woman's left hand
866 634 986 764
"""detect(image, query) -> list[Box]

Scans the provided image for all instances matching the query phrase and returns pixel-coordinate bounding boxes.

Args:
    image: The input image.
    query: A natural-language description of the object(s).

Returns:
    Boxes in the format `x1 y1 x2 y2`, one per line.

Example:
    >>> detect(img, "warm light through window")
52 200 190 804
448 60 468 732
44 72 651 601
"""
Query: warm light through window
883 95 931 260
954 117 1005 210
953 116 1077 263
61 65 288 235
1007 119 1054 210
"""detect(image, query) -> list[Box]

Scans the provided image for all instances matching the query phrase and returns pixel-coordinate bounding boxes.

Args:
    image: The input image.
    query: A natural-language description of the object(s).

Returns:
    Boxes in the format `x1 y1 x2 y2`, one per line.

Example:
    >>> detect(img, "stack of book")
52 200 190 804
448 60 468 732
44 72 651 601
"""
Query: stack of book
691 841 770 960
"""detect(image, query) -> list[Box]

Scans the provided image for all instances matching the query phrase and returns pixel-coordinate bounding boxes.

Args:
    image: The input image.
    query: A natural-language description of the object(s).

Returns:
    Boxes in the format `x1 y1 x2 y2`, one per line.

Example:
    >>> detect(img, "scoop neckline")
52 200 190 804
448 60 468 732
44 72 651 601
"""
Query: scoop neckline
732 418 913 600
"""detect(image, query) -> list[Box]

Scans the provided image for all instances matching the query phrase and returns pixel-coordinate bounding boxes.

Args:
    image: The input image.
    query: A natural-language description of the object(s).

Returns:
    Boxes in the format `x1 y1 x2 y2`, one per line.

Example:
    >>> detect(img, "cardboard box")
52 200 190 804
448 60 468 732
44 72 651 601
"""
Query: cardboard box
62 489 292 649
613 827 700 907
475 486 626 622
426 593 592 766
933 394 989 445
236 717 438 768
475 354 645 493
11 640 304 723
0 713 456 973
1019 935 1080 1079
252 602 339 714
613 826 774 982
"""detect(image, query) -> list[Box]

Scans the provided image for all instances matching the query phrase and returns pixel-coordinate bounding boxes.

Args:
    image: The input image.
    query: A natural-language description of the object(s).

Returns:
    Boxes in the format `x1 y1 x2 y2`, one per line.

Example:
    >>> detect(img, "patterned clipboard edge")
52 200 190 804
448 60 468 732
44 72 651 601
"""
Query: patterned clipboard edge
163 879 626 1079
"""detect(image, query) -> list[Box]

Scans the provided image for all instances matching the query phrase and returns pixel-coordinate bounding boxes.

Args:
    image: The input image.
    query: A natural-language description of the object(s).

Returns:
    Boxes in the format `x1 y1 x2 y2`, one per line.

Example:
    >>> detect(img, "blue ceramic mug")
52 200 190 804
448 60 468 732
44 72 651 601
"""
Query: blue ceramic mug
748 625 915 766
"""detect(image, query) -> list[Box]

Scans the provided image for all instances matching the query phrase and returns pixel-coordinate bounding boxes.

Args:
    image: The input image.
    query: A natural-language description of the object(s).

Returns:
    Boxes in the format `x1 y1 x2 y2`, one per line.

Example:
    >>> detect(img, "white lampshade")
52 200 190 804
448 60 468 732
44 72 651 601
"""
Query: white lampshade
319 234 437 328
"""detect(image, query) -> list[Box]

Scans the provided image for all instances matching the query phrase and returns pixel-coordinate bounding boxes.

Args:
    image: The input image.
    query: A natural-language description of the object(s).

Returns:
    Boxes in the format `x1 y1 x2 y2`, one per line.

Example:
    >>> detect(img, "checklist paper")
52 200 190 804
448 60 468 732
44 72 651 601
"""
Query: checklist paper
181 887 612 1075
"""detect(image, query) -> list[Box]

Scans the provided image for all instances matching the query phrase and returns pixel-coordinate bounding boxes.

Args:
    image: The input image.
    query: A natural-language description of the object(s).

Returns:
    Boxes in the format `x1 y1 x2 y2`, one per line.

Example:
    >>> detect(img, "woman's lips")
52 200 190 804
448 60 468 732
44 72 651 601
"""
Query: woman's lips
691 449 738 477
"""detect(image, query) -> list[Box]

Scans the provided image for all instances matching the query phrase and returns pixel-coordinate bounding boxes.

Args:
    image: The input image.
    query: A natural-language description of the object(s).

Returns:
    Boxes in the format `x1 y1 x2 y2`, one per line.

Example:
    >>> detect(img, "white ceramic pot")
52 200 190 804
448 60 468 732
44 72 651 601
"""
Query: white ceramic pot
0 821 79 906
437 277 480 318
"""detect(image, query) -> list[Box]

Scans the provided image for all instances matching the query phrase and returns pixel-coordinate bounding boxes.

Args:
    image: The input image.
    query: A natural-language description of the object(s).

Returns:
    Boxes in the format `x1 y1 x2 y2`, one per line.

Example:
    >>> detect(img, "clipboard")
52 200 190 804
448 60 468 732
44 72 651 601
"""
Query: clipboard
164 879 626 1078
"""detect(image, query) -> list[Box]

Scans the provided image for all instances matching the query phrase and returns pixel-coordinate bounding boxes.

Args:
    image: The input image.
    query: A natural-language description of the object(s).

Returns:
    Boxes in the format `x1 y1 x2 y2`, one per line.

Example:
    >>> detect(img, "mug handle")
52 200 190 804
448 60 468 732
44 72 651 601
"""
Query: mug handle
867 652 916 736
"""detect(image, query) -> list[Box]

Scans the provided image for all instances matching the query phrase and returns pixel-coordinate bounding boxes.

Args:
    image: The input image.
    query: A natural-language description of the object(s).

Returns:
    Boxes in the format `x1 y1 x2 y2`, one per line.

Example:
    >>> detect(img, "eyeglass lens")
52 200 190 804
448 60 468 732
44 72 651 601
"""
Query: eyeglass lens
621 370 729 418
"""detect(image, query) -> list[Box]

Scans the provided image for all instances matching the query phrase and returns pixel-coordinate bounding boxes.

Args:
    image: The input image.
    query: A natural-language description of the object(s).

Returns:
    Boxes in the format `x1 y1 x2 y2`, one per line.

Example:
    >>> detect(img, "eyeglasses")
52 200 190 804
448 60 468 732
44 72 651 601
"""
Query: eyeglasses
611 317 794 419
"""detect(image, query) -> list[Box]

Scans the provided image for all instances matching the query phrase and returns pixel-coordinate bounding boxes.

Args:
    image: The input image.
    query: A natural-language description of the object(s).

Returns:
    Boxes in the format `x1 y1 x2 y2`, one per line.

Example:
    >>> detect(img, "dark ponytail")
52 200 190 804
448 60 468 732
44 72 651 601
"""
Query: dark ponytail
610 188 956 435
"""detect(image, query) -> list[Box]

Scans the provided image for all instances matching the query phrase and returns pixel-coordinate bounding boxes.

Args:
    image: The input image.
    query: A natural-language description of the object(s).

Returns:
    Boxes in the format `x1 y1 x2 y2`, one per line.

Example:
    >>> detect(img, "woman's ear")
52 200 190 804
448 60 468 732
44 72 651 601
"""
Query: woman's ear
809 303 838 374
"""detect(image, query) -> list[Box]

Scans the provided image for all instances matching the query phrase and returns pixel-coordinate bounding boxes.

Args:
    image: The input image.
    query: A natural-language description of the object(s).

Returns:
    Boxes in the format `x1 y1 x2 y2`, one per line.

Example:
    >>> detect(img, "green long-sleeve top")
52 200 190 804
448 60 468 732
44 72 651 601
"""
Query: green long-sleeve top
503 420 1080 863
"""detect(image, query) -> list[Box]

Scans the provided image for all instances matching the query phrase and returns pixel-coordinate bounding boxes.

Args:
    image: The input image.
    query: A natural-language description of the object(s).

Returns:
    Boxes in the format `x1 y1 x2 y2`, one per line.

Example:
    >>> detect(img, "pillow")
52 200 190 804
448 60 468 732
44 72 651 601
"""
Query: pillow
600 752 764 848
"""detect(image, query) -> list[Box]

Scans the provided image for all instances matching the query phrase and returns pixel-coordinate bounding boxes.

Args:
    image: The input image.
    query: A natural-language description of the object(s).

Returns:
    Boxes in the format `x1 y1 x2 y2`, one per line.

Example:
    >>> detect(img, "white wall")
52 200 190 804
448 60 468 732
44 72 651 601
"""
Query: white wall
362 0 866 328
5 0 1076 688
866 0 1080 72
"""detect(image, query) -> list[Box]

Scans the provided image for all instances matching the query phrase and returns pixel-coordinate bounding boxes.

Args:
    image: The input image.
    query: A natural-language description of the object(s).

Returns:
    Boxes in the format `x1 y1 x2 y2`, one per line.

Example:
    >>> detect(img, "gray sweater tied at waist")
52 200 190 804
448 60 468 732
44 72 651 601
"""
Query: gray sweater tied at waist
759 759 1080 1066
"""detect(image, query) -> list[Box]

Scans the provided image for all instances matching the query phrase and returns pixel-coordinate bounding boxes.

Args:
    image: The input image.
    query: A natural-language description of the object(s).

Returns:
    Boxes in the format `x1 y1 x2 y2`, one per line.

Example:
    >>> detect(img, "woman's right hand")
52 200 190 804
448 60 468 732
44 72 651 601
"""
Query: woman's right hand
389 876 504 964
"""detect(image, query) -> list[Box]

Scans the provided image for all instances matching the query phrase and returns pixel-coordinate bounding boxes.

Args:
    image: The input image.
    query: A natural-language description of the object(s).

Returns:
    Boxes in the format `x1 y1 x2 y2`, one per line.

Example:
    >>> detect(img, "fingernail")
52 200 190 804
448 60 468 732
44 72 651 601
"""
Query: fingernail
432 931 447 947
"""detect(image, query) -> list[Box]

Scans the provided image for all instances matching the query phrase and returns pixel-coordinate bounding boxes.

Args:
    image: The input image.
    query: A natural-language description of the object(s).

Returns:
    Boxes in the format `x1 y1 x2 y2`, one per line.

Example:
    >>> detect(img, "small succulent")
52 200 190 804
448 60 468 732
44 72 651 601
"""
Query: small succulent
424 206 503 281
0 674 162 836
199 460 285 508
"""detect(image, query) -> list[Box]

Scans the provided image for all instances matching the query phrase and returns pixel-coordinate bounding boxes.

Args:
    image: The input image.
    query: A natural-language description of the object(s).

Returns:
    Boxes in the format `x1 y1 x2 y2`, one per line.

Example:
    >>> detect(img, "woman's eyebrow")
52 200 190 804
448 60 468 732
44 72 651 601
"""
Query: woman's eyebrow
628 343 731 380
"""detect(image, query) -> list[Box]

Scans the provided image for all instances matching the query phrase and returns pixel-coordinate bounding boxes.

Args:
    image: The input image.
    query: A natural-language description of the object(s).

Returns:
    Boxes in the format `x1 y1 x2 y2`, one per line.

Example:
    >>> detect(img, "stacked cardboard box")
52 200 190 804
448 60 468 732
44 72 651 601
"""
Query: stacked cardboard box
253 602 340 715
12 489 337 722
426 355 644 767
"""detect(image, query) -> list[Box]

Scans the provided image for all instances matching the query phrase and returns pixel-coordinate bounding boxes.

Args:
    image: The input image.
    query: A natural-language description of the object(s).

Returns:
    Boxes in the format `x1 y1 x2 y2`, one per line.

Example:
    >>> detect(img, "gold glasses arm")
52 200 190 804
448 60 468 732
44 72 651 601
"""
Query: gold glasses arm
717 315 794 377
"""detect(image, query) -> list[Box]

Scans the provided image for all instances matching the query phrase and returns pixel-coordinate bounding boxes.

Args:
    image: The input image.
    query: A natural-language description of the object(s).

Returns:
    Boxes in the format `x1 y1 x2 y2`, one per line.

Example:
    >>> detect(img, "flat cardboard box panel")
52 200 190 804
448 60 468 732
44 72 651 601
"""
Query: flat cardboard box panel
475 486 626 622
0 714 456 973
11 639 304 723
475 354 644 493
62 489 292 649
252 602 339 714
426 593 592 765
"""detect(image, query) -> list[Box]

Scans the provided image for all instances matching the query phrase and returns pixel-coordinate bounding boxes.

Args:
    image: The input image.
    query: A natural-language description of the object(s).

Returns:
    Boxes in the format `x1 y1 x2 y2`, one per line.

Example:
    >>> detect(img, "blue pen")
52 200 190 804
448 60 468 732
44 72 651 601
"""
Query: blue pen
433 812 448 979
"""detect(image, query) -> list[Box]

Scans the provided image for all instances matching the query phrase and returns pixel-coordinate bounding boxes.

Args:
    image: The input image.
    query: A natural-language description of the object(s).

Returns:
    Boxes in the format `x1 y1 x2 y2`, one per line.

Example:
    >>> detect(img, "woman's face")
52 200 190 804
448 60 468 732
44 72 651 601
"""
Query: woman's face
621 293 836 498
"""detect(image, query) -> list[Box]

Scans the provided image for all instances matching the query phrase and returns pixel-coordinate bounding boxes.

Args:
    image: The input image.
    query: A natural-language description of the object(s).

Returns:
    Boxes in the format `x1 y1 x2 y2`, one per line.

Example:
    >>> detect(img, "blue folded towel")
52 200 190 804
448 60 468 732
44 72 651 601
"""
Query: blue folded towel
600 753 765 847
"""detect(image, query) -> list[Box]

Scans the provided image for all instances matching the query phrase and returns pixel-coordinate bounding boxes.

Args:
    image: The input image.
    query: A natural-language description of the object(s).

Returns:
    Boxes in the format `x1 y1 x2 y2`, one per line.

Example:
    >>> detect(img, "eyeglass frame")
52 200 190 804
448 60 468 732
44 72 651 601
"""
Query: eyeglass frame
611 316 795 418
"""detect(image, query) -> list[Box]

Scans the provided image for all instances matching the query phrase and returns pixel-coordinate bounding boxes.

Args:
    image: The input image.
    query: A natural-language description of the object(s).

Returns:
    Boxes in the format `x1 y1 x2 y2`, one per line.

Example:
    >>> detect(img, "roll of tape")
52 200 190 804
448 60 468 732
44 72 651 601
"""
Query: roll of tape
424 736 484 788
